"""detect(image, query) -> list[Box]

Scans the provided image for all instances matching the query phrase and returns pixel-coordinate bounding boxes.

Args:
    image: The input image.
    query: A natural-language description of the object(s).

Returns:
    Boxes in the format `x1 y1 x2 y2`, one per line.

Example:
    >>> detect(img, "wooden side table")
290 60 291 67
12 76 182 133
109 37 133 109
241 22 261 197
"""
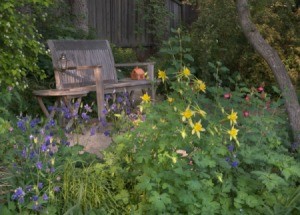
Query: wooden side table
33 89 89 119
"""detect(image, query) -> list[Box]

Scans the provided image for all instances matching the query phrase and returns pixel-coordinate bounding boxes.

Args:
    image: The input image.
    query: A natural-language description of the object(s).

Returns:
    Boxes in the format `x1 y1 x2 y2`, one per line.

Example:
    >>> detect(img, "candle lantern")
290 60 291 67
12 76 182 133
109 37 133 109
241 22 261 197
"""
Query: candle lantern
59 53 68 71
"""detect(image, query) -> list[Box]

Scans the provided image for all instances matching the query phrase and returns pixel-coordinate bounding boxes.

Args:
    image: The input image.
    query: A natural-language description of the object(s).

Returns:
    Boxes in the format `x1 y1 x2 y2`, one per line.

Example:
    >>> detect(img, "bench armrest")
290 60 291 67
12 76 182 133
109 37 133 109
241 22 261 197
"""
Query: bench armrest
115 62 155 67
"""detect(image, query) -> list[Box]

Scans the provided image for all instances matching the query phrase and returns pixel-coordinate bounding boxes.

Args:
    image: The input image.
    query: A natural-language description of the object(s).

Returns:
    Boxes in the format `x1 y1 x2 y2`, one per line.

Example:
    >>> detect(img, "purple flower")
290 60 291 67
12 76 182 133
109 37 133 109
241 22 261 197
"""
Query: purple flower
36 161 43 170
42 193 49 201
47 119 56 127
117 97 123 103
19 197 25 204
111 104 117 111
29 151 36 159
61 139 70 146
45 135 52 146
225 157 230 162
231 161 239 168
105 94 112 100
21 148 27 158
50 167 55 173
227 145 234 152
84 104 92 112
53 186 60 192
32 203 40 211
81 112 89 120
74 101 80 109
12 187 25 202
26 185 33 192
7 86 13 91
99 117 108 127
32 195 39 201
104 130 110 137
47 106 55 112
17 120 26 132
90 127 96 136
30 118 40 128
9 127 14 132
41 144 47 152
38 183 43 189
102 109 108 115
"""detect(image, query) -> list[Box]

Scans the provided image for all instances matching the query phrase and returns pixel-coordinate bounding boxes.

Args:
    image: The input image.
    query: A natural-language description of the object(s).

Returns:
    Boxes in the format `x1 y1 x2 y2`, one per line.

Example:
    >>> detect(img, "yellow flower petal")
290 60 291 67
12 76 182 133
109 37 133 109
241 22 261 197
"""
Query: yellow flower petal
141 93 151 103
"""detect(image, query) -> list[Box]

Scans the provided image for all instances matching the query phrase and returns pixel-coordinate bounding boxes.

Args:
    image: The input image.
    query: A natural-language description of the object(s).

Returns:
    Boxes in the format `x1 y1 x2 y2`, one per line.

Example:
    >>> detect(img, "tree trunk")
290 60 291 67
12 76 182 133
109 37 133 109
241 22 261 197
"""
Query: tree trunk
236 0 300 144
69 0 89 33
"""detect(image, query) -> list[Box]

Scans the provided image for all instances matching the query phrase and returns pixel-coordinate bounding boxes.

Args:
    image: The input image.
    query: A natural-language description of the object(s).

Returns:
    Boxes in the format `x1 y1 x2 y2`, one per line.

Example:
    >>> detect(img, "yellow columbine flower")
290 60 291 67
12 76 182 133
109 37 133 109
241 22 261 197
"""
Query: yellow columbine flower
158 70 168 83
191 120 205 138
228 126 239 141
182 67 191 77
198 80 206 93
141 93 151 103
193 104 207 118
167 96 174 103
227 109 238 125
181 106 194 122
179 128 187 139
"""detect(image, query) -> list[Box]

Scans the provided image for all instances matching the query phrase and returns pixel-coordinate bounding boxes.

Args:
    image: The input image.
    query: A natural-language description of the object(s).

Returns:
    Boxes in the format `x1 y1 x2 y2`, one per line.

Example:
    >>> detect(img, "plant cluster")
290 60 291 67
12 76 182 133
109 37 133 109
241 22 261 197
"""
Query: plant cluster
189 0 299 87
0 0 52 89
105 65 300 214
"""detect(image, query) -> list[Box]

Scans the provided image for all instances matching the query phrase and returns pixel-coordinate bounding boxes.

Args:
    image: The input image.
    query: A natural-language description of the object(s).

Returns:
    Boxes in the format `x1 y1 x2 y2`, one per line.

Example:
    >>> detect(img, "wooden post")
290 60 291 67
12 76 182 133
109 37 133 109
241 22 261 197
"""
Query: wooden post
94 66 104 119
147 63 155 102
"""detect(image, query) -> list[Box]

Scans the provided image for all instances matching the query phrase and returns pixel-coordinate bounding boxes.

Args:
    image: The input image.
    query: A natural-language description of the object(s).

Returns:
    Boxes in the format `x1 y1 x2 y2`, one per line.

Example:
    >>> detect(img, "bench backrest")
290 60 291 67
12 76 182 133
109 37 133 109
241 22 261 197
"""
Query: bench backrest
47 40 118 89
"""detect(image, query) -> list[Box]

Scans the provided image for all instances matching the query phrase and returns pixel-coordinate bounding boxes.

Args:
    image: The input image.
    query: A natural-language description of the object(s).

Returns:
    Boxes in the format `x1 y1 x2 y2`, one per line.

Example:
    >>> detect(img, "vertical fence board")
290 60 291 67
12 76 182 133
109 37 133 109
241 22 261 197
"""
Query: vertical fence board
88 0 193 47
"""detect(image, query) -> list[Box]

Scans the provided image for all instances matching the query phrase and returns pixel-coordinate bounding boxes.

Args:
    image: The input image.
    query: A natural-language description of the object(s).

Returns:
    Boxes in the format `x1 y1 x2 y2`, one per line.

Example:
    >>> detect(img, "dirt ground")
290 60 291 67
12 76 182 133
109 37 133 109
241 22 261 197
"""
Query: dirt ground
67 125 112 158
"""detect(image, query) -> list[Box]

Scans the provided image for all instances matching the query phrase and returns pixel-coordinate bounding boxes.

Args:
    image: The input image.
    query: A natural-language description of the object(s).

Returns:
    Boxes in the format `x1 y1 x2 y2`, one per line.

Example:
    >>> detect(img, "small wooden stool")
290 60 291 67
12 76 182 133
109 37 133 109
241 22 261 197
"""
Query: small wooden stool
33 89 89 119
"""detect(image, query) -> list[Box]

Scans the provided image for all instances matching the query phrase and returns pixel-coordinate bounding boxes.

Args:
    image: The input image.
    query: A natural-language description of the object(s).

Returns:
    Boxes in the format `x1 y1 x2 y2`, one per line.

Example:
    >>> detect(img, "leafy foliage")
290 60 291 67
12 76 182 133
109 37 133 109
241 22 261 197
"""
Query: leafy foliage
190 0 299 87
0 0 52 89
103 38 300 214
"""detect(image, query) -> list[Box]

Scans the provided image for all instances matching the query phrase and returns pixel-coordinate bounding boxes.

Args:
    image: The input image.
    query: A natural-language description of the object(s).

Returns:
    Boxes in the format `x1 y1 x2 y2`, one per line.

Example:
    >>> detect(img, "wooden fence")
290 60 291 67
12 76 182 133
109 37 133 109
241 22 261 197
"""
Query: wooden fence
88 0 196 47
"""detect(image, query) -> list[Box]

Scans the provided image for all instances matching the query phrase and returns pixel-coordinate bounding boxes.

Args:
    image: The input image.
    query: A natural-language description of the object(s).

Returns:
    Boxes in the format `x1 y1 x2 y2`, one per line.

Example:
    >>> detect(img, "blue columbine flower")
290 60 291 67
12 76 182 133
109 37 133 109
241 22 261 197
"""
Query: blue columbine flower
53 186 60 192
48 119 56 127
90 127 96 136
231 161 239 168
227 145 234 152
105 94 112 100
102 109 108 115
38 183 43 189
36 161 43 170
29 151 36 159
32 195 39 201
41 144 47 152
84 104 92 112
17 120 26 132
21 148 27 158
111 104 117 111
12 187 25 203
104 130 110 137
42 193 49 201
117 97 123 103
81 112 89 120
30 118 40 128
26 185 33 192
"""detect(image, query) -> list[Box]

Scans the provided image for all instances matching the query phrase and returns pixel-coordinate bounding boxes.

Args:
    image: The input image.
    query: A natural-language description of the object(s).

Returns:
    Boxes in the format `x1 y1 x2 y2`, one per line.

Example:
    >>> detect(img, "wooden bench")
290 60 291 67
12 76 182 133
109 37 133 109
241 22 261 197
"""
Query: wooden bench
44 40 155 119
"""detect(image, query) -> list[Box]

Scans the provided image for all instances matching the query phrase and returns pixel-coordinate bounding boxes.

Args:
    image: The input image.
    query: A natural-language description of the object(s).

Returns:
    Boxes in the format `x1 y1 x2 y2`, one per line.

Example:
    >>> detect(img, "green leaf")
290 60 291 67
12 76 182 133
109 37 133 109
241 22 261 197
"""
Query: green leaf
183 54 194 62
149 191 171 212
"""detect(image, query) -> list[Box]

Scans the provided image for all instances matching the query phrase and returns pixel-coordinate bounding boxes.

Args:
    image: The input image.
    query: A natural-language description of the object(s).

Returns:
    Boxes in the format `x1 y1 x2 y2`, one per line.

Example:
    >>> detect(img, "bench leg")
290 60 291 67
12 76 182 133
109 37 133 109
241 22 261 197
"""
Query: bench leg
37 97 50 117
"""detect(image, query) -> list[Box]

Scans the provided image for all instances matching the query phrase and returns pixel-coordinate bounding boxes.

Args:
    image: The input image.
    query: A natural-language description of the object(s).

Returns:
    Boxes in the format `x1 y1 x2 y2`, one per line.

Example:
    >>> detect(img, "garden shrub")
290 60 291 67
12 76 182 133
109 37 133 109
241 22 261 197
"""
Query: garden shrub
0 0 52 89
105 65 300 214
190 0 299 87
